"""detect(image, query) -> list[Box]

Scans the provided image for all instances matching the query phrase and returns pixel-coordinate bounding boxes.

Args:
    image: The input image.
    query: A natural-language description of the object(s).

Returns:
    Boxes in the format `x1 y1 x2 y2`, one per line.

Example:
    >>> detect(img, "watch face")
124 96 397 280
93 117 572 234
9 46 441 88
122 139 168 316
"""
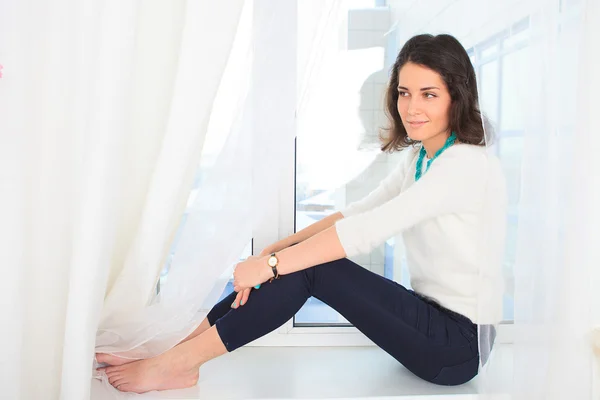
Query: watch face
268 256 277 267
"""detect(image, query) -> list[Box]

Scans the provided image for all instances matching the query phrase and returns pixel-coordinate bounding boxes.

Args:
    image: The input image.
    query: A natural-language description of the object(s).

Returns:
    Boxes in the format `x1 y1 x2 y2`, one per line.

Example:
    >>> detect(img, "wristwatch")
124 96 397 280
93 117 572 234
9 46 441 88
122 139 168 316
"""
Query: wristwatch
267 253 280 282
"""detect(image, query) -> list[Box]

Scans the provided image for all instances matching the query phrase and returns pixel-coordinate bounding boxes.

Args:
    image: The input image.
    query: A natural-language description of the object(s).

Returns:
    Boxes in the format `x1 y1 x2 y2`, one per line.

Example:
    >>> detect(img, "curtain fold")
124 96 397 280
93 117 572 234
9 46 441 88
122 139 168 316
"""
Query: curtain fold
0 1 244 398
2 1 344 398
391 0 598 397
511 0 598 398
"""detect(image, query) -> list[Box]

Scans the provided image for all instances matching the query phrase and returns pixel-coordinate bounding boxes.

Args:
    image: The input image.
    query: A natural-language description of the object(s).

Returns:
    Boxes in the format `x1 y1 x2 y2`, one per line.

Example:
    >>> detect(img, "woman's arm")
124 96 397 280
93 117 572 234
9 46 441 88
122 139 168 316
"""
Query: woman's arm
233 147 490 291
276 225 345 274
233 224 346 290
259 212 344 256
334 148 490 257
260 151 413 256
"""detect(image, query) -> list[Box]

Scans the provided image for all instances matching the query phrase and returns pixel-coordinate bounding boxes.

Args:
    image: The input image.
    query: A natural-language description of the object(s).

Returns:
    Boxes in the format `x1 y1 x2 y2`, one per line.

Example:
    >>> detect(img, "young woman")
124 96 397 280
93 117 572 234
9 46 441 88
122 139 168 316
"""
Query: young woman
97 33 506 393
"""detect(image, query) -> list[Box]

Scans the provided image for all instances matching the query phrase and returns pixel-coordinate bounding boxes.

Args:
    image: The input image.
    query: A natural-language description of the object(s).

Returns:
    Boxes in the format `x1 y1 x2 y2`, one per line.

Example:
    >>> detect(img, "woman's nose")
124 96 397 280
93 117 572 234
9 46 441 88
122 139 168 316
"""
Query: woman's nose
407 98 421 116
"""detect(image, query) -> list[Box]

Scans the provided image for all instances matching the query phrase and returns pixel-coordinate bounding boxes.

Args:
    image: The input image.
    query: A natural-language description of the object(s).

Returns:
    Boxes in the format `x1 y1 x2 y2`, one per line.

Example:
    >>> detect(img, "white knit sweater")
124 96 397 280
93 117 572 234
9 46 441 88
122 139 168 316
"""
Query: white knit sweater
335 144 507 324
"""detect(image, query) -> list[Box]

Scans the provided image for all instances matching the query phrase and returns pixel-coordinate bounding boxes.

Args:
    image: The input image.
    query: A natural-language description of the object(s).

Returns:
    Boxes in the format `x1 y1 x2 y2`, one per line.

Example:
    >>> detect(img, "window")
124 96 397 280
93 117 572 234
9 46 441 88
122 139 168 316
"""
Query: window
294 5 397 326
165 1 587 345
468 18 532 322
347 0 382 8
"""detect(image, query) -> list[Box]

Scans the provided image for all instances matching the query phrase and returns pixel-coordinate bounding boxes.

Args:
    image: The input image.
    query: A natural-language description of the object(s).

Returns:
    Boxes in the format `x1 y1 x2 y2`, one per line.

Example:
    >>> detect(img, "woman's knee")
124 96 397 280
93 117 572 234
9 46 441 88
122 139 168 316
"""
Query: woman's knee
305 258 358 295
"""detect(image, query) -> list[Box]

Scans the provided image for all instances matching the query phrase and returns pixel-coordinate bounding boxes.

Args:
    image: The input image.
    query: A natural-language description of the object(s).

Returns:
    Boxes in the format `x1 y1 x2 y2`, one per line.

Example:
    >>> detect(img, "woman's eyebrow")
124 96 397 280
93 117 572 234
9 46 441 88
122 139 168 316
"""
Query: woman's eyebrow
397 85 440 91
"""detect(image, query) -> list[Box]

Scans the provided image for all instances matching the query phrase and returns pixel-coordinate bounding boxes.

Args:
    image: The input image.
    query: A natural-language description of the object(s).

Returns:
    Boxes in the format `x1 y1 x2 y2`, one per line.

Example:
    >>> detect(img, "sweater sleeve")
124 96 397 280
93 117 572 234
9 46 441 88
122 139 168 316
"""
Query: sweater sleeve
339 149 414 218
335 147 488 257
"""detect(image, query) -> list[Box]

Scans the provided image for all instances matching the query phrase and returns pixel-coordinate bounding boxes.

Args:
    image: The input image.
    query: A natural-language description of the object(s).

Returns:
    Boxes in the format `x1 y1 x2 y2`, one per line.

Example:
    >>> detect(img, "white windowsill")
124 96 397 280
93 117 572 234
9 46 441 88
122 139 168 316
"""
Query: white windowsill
91 344 512 400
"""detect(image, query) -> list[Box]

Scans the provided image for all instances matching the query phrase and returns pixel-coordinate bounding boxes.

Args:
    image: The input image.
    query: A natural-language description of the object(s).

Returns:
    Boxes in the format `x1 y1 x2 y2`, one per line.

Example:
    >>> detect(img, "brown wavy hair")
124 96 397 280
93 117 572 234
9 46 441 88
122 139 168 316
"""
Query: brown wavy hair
380 34 490 153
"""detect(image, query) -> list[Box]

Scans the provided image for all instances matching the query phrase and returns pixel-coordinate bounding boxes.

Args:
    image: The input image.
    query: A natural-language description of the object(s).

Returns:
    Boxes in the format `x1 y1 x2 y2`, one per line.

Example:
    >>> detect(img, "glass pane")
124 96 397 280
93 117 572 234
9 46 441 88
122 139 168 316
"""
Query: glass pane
496 44 531 322
504 26 529 49
295 4 395 326
479 60 499 126
481 42 499 59
561 0 583 12
498 136 523 322
347 0 377 9
500 47 529 131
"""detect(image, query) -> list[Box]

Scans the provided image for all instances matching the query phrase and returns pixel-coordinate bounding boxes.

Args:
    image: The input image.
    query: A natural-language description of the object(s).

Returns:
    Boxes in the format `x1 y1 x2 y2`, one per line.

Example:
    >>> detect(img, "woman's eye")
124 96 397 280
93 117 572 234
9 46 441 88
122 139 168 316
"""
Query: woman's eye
398 91 408 97
424 92 436 99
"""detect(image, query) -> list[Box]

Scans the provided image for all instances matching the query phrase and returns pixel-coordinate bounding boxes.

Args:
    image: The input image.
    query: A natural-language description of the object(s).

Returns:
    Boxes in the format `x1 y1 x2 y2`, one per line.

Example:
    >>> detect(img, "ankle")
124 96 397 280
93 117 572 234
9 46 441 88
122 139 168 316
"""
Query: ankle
175 340 206 371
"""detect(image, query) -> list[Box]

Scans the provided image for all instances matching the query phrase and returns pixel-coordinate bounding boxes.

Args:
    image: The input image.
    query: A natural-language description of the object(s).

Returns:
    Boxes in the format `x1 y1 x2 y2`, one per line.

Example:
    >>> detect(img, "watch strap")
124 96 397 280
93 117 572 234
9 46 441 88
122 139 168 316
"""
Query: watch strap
269 252 280 282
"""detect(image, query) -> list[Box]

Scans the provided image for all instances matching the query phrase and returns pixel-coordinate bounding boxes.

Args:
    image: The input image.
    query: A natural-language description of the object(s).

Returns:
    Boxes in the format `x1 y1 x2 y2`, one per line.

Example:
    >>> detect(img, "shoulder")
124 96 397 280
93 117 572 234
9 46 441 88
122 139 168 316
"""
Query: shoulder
430 144 502 185
445 143 487 157
439 144 494 167
438 145 506 191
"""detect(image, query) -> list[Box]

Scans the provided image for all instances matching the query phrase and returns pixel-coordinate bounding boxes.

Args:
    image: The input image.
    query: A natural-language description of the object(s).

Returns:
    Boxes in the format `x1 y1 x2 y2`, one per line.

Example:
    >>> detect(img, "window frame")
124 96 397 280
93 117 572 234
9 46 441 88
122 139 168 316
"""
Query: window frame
249 0 519 348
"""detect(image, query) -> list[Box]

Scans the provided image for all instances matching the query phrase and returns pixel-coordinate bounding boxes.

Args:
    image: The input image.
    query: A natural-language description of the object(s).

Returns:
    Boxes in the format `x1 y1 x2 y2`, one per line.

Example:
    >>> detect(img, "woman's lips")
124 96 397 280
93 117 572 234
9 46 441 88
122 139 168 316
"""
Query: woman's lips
408 121 428 128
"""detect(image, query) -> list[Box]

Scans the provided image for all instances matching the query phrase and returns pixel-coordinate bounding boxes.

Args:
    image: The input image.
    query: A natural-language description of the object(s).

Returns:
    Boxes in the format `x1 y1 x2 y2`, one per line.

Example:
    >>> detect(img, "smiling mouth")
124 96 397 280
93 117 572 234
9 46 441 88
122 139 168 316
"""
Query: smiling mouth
407 121 428 127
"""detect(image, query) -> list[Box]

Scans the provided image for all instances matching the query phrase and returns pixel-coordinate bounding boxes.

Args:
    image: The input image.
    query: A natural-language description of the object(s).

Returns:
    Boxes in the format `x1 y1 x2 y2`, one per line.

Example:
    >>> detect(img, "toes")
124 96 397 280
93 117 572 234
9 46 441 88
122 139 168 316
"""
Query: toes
96 352 132 366
107 372 122 381
118 384 143 394
95 353 108 363
114 383 128 392
111 377 127 388
105 365 125 374
108 375 122 385
96 353 117 365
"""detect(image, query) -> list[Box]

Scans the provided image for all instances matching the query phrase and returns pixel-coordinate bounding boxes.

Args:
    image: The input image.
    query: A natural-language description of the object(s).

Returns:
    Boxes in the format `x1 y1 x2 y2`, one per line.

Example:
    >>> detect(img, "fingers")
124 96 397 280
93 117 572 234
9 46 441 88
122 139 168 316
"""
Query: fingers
232 270 241 292
240 288 251 306
232 278 248 292
232 274 241 292
231 288 252 309
231 291 243 309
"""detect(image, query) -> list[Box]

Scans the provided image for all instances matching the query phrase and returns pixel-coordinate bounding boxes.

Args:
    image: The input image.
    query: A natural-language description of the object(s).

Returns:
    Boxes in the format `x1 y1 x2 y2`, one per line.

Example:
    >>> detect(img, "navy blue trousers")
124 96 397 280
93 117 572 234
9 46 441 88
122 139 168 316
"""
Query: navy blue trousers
207 257 479 386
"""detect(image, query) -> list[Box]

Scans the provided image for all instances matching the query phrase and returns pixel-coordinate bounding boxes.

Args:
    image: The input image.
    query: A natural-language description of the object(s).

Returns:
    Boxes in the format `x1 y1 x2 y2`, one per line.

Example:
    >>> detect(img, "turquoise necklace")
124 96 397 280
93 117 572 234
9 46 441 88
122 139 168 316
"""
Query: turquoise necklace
414 132 457 181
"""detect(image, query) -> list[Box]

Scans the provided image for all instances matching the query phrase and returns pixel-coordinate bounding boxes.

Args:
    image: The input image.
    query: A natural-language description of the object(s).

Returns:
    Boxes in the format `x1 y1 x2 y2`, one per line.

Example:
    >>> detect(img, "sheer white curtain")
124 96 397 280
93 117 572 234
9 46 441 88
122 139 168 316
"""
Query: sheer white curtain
97 1 345 396
511 0 599 398
95 0 253 361
95 0 248 358
1 0 344 398
0 0 243 399
392 0 599 397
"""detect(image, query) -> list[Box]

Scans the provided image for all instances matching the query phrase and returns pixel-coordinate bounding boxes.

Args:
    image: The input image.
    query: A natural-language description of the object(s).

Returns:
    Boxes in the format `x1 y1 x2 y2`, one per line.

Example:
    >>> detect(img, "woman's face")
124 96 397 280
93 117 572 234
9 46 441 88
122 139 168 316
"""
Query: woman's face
396 62 452 143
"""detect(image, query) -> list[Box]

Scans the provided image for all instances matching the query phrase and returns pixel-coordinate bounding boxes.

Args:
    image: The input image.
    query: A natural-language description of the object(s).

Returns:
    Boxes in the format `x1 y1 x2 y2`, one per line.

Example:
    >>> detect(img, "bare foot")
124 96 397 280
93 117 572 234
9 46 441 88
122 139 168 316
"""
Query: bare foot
98 346 199 394
96 318 209 368
96 353 137 366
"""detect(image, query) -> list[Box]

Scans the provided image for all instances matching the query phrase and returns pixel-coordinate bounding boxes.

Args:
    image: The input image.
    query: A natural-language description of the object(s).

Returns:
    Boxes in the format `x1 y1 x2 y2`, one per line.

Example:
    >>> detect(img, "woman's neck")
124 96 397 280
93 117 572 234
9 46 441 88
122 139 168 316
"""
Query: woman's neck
422 131 451 158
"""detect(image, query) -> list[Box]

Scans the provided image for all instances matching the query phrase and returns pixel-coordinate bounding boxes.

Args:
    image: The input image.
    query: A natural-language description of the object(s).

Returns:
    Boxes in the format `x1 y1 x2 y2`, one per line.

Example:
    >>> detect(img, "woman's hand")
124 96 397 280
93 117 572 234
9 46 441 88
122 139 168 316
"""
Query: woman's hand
231 288 252 309
233 255 273 292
